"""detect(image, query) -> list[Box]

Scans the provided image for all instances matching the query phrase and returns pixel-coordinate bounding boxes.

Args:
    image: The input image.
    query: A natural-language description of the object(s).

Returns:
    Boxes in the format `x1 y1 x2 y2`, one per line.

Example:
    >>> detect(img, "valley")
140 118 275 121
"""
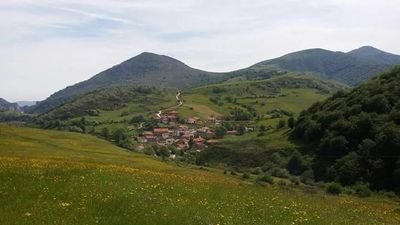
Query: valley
1 47 400 225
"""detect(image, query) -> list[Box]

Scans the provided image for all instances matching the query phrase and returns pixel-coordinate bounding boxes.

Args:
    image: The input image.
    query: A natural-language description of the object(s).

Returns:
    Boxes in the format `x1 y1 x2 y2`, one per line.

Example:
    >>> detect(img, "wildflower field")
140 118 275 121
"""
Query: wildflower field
0 125 399 225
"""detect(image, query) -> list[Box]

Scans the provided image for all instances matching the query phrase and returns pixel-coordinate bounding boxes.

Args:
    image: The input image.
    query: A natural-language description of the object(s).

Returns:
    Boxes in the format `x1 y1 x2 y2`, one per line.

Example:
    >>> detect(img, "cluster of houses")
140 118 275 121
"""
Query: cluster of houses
136 110 224 151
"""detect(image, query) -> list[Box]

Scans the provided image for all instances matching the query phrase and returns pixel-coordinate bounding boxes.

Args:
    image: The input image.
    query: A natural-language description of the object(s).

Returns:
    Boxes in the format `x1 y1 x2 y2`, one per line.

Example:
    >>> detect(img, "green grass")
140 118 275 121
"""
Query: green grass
179 74 347 119
0 125 399 225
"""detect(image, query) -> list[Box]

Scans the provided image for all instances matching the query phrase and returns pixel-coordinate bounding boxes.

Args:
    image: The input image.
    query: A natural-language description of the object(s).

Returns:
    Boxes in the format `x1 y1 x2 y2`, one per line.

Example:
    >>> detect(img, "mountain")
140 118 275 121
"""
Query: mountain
28 47 400 114
348 46 400 65
293 66 400 191
0 98 20 112
16 101 36 107
245 46 400 86
28 52 223 113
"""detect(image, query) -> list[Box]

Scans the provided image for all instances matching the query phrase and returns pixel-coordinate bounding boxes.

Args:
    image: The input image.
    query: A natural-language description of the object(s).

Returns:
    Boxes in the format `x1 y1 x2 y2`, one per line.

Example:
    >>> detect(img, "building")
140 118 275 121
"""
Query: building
154 128 169 136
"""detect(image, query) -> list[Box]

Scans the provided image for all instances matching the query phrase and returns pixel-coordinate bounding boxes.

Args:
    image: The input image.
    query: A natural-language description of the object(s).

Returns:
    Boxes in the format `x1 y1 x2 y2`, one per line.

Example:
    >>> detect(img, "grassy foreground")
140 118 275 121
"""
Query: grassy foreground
0 125 399 225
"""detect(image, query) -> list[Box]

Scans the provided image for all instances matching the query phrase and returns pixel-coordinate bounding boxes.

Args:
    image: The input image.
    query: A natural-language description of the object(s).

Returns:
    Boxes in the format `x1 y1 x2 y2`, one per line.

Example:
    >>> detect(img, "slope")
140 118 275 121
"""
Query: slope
0 125 399 225
293 66 400 191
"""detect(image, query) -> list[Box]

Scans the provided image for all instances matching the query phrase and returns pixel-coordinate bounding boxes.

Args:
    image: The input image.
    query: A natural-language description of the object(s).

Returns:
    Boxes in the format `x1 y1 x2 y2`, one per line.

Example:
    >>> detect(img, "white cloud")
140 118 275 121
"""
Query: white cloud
0 0 399 101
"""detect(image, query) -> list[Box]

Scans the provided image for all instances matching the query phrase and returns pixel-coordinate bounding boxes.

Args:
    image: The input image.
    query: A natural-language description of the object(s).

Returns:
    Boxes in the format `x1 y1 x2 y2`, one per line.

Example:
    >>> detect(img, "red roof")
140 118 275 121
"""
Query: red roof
154 128 169 133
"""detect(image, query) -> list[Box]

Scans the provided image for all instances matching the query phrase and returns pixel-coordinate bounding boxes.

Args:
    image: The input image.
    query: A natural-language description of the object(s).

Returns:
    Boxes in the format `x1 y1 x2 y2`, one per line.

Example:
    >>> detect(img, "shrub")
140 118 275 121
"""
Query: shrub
352 183 373 198
271 168 289 178
257 174 274 184
289 176 300 185
242 173 250 179
326 183 342 195
277 180 287 186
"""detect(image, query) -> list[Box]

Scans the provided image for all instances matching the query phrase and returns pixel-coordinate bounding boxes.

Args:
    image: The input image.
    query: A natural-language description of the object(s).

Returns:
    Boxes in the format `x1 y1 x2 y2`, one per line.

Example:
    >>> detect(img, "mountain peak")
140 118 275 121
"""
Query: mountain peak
348 46 400 65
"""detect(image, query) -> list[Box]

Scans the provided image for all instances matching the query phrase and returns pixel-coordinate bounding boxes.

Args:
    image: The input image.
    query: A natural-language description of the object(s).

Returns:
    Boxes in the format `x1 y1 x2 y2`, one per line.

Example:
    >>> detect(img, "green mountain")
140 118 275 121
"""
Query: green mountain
28 47 399 114
293 66 400 191
246 46 400 86
348 46 400 65
40 85 173 120
28 52 223 114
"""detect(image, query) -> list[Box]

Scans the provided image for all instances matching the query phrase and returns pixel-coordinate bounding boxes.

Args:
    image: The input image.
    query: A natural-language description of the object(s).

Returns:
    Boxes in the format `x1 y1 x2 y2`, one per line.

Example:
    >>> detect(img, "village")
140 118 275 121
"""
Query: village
136 109 240 151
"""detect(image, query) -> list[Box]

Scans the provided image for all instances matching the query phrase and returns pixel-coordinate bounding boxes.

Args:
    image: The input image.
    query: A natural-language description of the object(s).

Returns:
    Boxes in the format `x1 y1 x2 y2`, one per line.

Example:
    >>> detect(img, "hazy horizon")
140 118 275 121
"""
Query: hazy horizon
1 0 399 102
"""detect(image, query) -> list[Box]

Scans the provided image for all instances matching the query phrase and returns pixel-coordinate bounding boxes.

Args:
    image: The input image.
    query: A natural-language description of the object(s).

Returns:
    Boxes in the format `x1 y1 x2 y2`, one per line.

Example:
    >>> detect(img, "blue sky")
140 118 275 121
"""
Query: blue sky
0 0 399 101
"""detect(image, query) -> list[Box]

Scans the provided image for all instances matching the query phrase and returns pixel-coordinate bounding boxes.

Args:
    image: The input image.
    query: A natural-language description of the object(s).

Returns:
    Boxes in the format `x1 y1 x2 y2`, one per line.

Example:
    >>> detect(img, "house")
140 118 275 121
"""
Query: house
207 116 216 121
167 115 177 122
207 139 220 145
179 125 189 130
161 116 169 124
143 131 153 136
226 130 238 135
182 132 194 139
206 131 216 139
144 135 156 142
167 110 178 116
137 136 148 143
188 117 200 124
166 138 175 145
193 136 206 144
198 126 210 133
154 128 169 136
162 132 170 139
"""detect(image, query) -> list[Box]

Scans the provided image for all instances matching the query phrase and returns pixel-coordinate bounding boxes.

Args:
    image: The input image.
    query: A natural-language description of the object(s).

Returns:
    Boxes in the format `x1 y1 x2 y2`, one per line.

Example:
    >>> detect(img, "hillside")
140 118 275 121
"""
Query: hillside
28 52 223 114
40 85 174 120
246 46 400 86
179 74 347 120
0 125 399 225
0 98 20 112
293 66 400 191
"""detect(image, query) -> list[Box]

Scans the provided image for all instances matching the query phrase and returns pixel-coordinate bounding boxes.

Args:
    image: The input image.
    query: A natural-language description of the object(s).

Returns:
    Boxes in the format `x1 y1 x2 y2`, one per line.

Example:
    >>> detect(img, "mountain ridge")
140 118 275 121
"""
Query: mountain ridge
28 46 400 114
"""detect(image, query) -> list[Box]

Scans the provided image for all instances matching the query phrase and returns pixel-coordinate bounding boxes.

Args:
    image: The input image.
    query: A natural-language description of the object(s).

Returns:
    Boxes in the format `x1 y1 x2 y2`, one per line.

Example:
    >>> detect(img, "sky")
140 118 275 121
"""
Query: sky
0 0 399 102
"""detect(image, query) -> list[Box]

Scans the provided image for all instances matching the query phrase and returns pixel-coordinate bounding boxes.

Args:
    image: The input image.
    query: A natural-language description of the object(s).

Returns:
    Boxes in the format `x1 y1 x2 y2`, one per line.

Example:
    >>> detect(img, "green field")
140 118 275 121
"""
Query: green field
0 125 399 225
179 74 347 120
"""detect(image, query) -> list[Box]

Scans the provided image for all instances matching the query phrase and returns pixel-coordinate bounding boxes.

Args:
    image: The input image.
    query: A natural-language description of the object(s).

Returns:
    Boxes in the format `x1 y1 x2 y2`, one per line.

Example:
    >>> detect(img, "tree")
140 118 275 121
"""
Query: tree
276 119 286 129
80 117 86 133
101 127 110 139
237 124 246 135
328 152 361 185
159 146 170 161
215 126 227 138
326 182 342 195
288 117 295 129
287 151 306 175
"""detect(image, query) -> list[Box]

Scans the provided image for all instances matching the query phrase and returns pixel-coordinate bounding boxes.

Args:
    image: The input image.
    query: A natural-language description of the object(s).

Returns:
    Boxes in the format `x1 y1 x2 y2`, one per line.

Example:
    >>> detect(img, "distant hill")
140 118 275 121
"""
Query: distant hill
293 66 400 191
245 46 400 86
16 101 36 107
348 46 400 65
28 52 223 114
0 98 20 112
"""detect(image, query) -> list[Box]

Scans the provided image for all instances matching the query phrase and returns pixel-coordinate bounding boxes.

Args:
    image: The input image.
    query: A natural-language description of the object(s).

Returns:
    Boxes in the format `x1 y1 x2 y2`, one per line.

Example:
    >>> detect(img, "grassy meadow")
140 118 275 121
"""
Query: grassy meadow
0 125 399 225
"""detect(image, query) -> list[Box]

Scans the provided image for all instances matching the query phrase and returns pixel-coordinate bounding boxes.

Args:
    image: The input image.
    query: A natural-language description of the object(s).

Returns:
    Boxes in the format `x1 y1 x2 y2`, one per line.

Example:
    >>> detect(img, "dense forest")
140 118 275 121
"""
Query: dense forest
293 66 400 192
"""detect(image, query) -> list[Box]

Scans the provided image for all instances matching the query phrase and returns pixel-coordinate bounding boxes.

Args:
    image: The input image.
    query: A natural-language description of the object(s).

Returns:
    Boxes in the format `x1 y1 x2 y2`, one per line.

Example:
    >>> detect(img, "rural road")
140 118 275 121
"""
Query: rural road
155 90 182 118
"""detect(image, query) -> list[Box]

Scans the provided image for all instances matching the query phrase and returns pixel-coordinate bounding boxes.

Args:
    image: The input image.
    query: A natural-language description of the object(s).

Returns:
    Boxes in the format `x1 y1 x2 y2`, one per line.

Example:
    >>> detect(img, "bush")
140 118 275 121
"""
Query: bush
277 180 287 186
257 174 274 184
326 183 342 195
271 168 289 178
242 173 250 179
289 176 300 185
352 183 373 198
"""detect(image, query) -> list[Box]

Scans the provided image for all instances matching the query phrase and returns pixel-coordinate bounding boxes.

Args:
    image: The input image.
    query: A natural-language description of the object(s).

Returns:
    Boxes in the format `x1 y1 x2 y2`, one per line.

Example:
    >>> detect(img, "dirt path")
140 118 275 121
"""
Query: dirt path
155 90 182 118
